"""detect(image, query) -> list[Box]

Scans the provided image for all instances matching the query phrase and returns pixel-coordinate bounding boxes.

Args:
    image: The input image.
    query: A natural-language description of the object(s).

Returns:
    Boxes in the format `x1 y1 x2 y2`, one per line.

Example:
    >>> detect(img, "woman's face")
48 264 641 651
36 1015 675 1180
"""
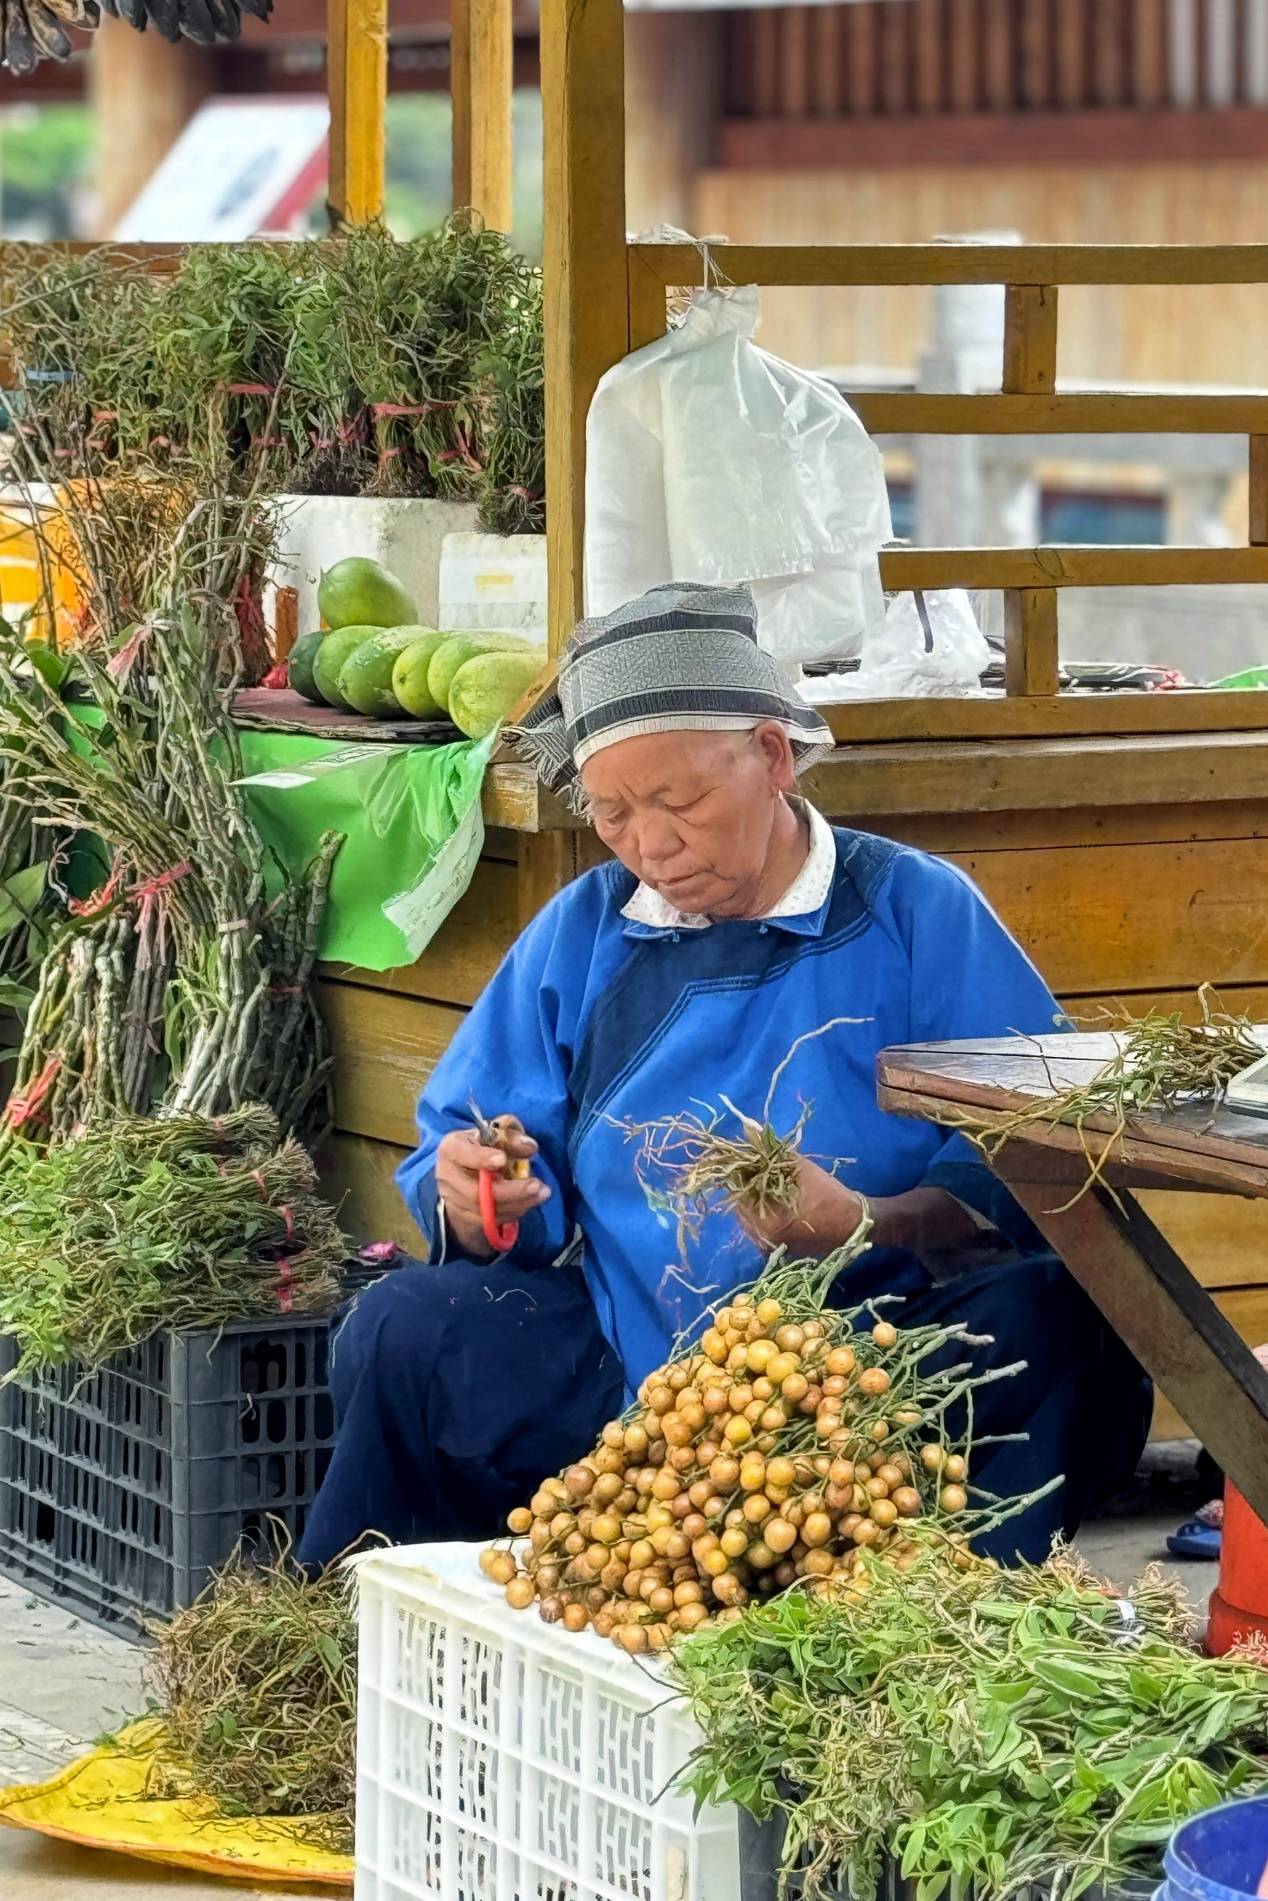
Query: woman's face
580 723 797 918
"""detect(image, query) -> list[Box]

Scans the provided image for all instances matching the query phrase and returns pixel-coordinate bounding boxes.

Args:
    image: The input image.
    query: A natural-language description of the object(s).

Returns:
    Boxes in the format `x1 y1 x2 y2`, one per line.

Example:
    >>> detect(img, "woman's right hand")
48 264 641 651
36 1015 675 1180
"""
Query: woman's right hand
435 1125 550 1259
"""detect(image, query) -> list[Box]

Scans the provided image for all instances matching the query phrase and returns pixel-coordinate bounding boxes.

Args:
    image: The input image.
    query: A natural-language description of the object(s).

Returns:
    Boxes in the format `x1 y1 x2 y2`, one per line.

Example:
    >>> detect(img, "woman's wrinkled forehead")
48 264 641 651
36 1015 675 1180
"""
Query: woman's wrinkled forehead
579 725 757 802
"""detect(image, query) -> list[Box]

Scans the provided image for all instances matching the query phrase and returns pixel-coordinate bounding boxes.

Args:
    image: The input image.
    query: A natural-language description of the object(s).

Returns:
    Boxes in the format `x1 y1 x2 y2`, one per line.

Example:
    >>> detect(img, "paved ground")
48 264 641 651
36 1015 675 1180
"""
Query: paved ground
0 1450 1222 1899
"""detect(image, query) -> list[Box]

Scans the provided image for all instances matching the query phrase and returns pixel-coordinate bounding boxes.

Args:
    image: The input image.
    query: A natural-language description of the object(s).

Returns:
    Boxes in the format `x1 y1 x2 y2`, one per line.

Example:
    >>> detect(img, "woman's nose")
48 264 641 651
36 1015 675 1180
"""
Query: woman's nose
636 814 683 863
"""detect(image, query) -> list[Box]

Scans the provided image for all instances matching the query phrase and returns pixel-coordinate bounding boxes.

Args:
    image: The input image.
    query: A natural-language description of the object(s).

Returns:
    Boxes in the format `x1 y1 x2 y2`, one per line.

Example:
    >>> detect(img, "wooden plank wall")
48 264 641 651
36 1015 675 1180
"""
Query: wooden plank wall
318 801 1268 1435
725 0 1268 121
691 161 1268 387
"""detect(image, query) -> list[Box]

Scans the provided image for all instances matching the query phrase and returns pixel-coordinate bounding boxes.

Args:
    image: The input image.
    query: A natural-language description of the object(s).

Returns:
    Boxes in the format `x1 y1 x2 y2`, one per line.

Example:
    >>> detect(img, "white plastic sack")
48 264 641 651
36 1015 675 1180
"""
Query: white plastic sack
584 286 892 665
798 589 991 702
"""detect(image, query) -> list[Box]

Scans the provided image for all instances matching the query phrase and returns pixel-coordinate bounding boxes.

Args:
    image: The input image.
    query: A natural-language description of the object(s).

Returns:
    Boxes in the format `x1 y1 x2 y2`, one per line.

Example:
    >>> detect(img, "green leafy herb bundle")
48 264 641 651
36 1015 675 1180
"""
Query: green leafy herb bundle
670 1540 1268 1901
0 1105 344 1375
146 1537 357 1853
1 220 545 533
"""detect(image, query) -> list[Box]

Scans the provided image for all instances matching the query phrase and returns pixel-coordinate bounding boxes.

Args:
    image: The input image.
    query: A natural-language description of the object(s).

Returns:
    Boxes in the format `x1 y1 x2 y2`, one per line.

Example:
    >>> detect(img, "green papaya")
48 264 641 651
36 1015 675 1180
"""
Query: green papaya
312 625 377 707
391 631 450 719
288 630 325 704
339 627 434 717
427 631 533 715
448 651 544 739
317 557 417 631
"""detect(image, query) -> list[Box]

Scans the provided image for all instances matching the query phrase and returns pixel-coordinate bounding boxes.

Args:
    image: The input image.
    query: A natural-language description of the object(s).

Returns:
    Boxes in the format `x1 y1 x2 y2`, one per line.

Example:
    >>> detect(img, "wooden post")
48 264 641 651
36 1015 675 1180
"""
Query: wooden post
451 0 514 232
327 0 388 227
541 0 629 661
1250 437 1268 546
89 19 212 237
1002 285 1061 696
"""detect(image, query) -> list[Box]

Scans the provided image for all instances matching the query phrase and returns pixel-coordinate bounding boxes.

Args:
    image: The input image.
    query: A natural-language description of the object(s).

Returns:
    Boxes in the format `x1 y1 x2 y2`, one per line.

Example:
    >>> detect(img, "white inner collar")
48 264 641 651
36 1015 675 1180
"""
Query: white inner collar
620 802 835 931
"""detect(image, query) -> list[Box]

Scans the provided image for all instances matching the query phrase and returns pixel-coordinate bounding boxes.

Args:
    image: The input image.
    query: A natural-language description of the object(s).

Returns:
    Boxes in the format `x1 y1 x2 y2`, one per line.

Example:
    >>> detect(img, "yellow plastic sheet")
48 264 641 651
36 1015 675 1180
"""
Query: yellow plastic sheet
0 1719 353 1888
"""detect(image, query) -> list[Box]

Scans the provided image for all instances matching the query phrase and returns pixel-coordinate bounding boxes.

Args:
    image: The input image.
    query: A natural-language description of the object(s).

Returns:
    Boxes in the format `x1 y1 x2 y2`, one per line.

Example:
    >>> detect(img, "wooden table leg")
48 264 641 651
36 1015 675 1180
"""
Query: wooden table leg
993 1161 1268 1524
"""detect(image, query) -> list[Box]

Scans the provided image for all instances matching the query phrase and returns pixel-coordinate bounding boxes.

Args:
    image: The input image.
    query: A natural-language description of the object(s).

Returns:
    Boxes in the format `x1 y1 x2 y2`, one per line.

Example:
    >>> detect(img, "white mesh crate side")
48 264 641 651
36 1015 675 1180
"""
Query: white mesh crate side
354 1545 739 1901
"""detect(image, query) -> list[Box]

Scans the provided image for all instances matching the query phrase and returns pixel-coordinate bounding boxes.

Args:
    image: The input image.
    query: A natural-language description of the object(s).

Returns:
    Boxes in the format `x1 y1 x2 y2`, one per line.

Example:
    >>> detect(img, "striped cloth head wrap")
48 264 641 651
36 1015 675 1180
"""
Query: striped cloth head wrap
511 582 834 813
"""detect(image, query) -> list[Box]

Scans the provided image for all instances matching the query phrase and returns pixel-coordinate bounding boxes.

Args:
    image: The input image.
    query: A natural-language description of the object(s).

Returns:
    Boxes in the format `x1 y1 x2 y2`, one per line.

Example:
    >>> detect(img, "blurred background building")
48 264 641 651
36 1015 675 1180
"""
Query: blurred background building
4 0 1267 669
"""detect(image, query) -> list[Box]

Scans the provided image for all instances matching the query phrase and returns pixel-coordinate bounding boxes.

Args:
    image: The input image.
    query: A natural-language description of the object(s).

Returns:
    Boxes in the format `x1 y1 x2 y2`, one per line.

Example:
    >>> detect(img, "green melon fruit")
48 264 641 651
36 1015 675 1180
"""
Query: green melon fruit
288 630 326 704
338 627 431 717
449 651 544 740
427 631 533 715
317 556 417 632
391 630 450 719
312 625 378 707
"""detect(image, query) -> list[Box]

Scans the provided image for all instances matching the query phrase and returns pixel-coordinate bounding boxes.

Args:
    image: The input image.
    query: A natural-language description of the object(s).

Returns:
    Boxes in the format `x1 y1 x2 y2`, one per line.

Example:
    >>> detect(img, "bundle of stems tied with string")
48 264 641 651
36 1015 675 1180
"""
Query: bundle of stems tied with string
952 986 1262 1204
0 1106 345 1375
0 458 339 1152
1 222 544 532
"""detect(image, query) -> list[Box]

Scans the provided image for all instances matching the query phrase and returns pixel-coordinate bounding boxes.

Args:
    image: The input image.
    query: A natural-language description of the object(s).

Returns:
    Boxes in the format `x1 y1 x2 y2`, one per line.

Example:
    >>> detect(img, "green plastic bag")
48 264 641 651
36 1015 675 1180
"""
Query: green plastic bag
237 731 496 971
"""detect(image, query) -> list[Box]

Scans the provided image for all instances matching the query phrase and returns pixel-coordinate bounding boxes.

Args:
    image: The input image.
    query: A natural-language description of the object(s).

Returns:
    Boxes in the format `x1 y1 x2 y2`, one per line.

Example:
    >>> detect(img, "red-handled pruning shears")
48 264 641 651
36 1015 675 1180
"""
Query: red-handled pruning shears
469 1098 528 1253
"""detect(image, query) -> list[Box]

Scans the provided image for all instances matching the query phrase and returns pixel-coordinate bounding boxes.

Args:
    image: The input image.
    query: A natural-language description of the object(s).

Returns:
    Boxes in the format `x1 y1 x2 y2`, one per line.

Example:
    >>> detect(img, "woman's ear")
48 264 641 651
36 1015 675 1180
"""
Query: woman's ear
753 721 797 794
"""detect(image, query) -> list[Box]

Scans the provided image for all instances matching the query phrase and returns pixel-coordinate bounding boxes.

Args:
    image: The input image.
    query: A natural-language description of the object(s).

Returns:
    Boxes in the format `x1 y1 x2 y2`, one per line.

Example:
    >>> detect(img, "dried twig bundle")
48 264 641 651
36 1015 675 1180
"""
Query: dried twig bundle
146 1535 356 1854
954 986 1261 1205
617 1017 863 1244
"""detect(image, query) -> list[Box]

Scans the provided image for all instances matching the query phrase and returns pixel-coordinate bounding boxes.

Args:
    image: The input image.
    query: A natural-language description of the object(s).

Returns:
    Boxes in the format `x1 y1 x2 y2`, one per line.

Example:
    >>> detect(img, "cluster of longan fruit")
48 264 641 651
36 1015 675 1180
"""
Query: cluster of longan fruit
480 1290 970 1654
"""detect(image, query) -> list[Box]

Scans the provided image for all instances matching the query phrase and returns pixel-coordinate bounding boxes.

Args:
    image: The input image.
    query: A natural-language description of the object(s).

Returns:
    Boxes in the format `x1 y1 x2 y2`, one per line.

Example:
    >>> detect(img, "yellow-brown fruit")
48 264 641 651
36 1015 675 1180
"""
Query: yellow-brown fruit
505 1575 536 1609
892 1486 922 1517
481 1548 518 1585
802 1511 833 1548
617 1624 649 1655
872 1320 898 1349
507 1507 533 1535
563 1603 590 1632
720 1526 750 1559
870 1499 899 1528
857 1367 891 1397
940 1483 969 1513
944 1453 968 1483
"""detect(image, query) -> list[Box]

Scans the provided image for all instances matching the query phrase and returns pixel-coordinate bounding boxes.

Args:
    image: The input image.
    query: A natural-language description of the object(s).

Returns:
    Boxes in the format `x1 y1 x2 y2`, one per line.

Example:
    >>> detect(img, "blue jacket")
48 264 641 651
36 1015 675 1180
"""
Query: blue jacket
398 827 1061 1389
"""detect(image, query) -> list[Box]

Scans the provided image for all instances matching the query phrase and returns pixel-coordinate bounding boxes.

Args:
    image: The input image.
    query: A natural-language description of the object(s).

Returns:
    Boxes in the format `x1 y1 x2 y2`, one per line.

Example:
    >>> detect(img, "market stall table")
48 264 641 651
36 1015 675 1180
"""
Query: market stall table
876 1031 1268 1524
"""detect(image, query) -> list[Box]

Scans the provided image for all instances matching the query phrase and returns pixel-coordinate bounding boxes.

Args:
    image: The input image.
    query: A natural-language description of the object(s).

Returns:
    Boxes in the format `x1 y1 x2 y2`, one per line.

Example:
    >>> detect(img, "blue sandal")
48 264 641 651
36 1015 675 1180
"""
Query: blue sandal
1166 1518 1223 1560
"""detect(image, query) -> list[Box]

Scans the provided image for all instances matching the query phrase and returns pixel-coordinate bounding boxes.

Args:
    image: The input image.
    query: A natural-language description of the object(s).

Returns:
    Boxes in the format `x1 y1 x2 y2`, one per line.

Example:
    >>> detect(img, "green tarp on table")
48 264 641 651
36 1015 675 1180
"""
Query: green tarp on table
237 729 496 973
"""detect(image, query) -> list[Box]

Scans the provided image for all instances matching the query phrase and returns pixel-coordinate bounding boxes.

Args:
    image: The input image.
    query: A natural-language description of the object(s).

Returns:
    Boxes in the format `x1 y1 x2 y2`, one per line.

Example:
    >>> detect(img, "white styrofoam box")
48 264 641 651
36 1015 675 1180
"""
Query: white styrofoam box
355 1541 740 1901
268 495 481 635
438 532 548 642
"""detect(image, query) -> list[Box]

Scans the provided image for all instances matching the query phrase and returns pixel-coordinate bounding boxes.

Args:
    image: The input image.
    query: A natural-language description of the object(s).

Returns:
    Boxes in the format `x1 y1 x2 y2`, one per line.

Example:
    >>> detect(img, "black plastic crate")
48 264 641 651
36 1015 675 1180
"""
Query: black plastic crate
0 1316 336 1637
738 1808 1155 1901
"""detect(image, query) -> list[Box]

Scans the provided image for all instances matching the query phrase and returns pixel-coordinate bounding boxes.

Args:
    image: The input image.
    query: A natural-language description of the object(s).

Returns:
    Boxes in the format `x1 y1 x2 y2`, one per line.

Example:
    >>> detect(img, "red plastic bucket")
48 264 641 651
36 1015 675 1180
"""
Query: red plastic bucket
1207 1482 1268 1656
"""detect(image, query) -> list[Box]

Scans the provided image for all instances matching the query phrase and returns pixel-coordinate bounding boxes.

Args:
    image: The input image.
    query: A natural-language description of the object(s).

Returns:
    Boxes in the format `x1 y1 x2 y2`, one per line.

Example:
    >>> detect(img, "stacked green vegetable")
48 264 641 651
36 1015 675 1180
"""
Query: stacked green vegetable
2 221 545 535
293 553 540 738
0 1106 344 1375
671 1538 1268 1901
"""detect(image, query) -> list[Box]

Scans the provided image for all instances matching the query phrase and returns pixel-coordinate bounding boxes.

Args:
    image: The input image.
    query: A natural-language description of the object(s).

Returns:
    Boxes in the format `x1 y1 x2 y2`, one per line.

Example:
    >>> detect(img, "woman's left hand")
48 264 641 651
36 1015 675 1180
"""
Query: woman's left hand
737 1154 868 1256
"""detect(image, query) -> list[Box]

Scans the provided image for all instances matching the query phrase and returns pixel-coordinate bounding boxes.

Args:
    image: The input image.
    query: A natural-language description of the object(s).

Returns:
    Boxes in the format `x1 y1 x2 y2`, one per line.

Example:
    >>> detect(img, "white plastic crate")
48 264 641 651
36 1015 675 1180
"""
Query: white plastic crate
355 1541 740 1901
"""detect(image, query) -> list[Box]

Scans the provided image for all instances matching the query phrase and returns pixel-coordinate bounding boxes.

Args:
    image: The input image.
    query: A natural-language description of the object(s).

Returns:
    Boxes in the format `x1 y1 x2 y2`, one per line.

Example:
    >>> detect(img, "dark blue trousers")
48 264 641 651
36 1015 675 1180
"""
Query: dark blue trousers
297 1250 1151 1570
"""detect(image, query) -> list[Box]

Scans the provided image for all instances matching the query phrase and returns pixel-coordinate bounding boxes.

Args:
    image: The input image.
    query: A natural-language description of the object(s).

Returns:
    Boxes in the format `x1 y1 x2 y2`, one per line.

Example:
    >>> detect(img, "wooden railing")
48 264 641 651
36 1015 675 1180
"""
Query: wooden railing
621 238 1268 743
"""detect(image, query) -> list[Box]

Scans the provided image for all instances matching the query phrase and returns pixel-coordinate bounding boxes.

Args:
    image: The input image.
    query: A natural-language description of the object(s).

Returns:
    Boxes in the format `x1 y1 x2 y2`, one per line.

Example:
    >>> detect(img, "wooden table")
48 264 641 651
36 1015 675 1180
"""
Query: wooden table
877 1031 1268 1523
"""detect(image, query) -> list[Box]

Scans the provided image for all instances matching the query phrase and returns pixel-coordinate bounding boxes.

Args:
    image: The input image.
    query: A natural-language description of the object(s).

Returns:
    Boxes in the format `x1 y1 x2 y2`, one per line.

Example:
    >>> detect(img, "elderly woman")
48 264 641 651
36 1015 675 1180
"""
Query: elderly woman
300 583 1149 1569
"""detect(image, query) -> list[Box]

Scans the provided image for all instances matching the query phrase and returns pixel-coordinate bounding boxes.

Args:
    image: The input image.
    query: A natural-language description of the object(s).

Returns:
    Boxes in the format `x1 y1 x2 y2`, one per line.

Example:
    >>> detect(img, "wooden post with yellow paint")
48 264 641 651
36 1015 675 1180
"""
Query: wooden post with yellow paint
452 0 515 232
327 0 388 228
